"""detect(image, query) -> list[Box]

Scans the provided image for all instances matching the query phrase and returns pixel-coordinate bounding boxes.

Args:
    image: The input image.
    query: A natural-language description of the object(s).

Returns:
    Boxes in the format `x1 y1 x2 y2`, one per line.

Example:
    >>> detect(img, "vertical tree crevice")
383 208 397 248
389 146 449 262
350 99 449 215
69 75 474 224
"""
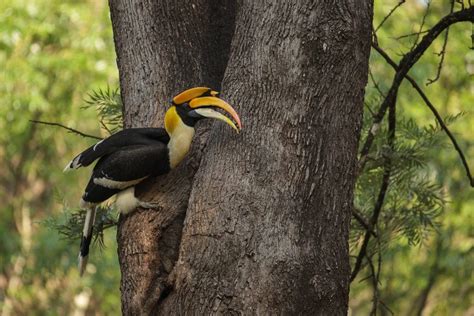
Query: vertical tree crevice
203 0 237 90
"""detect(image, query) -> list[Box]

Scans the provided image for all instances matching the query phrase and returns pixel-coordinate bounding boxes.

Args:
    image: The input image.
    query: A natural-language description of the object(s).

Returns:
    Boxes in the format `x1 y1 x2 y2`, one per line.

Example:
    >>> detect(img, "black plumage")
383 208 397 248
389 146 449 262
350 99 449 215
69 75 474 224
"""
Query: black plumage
66 128 171 204
67 87 243 276
67 128 169 169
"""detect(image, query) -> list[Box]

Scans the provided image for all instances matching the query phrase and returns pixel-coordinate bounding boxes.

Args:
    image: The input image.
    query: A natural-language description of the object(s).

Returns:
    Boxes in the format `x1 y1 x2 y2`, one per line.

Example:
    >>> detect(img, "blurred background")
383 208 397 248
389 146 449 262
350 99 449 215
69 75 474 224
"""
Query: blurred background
0 0 120 314
0 0 472 315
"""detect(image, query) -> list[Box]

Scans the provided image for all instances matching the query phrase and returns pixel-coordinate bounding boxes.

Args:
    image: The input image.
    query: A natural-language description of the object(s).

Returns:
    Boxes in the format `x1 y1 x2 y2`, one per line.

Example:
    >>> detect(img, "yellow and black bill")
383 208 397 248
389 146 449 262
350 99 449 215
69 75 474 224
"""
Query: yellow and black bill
188 96 242 133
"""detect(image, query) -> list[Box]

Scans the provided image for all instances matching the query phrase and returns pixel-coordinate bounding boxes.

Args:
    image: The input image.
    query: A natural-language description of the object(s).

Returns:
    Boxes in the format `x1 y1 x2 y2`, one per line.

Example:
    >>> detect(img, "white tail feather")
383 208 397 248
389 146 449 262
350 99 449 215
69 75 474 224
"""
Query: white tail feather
78 205 97 276
63 163 72 172
63 156 81 172
78 255 88 276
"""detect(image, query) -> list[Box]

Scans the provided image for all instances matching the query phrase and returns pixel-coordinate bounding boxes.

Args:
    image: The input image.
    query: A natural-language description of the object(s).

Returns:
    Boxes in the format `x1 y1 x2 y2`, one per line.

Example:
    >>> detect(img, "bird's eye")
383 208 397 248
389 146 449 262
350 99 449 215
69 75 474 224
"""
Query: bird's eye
181 103 192 111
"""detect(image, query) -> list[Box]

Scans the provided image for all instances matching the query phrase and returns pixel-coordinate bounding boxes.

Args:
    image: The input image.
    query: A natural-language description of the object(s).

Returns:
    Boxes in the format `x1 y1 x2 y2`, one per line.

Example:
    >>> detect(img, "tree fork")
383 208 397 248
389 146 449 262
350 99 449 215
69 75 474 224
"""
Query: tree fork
110 0 373 314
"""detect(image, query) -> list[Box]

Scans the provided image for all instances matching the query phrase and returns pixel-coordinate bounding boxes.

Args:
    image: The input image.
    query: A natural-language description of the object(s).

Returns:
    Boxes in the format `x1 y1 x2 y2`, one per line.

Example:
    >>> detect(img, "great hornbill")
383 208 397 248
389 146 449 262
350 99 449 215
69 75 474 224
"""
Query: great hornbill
64 87 242 275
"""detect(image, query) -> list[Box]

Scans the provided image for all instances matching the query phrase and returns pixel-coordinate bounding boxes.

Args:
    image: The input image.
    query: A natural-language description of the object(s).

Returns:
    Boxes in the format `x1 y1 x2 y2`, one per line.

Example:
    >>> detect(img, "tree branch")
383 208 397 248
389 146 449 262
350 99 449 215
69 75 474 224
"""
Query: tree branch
371 43 473 187
374 0 406 33
359 6 474 174
353 6 474 284
30 119 102 140
352 96 397 282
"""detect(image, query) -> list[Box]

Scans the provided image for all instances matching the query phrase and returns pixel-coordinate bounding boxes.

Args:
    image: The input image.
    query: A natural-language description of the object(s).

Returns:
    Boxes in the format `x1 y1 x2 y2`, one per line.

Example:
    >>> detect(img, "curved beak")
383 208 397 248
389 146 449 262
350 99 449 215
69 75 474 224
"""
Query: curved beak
189 108 240 132
189 96 242 132
172 87 219 105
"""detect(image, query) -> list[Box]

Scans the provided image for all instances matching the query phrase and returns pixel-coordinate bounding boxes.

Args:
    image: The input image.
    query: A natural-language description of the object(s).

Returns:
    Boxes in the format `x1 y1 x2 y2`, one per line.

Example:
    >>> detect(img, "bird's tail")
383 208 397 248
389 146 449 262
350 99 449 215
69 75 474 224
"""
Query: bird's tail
78 206 97 276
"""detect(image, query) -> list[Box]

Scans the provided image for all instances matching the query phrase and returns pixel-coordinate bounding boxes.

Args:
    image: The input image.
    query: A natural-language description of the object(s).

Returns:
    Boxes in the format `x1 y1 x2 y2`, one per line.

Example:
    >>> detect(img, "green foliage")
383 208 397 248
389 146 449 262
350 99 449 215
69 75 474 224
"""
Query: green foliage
42 85 124 253
354 112 451 246
0 0 120 314
350 1 474 314
45 205 118 249
45 87 124 252
84 86 123 134
353 107 448 255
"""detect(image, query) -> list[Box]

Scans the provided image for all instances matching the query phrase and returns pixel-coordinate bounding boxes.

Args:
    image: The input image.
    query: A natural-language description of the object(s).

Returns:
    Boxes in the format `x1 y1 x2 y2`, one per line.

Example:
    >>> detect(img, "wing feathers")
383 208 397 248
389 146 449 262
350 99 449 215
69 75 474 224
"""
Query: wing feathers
64 128 169 172
91 144 170 182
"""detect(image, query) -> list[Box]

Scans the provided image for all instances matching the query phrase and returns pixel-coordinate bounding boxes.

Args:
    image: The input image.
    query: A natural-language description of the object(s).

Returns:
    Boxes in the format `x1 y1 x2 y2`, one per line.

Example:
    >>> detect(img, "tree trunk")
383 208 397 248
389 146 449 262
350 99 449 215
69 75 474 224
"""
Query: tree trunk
109 0 373 314
108 0 235 314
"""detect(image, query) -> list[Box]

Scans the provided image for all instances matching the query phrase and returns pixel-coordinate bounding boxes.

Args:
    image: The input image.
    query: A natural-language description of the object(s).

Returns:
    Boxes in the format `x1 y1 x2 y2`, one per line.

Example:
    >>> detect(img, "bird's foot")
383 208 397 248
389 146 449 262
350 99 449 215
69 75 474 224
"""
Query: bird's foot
116 188 160 214
137 200 161 210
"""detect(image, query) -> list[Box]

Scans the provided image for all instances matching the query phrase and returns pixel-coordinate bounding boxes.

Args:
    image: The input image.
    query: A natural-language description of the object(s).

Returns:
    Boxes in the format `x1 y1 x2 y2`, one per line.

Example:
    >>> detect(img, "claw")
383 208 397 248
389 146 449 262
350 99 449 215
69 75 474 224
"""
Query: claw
137 201 161 210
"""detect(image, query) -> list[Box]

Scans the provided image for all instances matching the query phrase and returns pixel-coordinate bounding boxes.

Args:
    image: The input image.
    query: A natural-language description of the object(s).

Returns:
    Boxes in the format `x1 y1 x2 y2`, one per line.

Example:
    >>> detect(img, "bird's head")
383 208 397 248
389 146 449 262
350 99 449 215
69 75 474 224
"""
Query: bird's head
165 87 242 135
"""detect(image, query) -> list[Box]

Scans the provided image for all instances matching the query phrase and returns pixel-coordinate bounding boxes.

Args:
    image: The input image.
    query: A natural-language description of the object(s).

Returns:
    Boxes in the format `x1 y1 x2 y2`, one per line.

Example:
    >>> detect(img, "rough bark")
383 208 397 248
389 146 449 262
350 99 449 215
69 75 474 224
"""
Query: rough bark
159 1 373 314
109 0 373 314
108 0 234 314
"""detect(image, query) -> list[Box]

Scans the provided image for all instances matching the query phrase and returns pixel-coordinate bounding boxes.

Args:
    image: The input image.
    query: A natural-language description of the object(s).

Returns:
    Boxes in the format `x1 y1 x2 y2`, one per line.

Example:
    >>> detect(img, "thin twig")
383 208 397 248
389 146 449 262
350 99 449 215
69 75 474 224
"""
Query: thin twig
365 103 376 117
373 228 384 314
369 68 386 98
372 43 473 186
376 233 382 288
99 119 113 135
30 120 102 140
375 0 406 33
426 28 450 85
411 1 432 51
379 300 395 315
367 254 379 316
427 0 455 86
352 209 377 237
394 29 430 40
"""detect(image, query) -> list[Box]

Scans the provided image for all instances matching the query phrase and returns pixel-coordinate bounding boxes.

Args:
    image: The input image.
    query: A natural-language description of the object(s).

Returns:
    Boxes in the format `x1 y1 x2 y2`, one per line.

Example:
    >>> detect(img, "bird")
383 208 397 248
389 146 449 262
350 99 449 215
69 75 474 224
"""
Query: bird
64 87 242 276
